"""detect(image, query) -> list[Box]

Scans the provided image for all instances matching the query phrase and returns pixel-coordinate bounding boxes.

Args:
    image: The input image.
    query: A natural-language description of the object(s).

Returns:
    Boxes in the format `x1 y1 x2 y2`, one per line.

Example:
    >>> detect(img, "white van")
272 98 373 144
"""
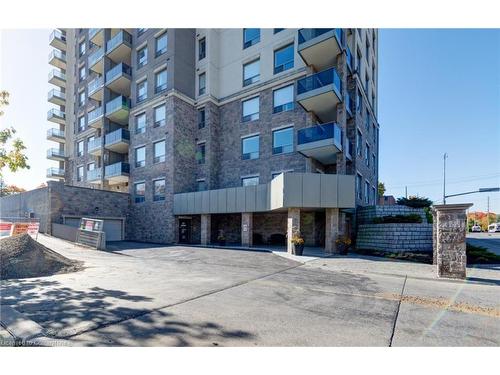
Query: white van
488 223 500 233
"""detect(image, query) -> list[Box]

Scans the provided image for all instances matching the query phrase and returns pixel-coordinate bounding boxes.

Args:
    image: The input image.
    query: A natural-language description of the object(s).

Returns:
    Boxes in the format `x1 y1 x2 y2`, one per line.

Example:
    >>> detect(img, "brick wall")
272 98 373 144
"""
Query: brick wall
357 205 427 224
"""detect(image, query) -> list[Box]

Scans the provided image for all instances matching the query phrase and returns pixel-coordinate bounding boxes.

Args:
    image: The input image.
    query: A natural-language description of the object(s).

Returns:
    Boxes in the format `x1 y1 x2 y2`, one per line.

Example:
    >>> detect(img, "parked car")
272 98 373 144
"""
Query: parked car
471 225 482 232
488 223 500 233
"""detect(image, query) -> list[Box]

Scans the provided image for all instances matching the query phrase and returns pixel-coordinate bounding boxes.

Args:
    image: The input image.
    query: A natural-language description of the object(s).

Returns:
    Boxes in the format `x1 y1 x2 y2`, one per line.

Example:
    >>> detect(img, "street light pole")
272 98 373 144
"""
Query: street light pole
443 153 448 204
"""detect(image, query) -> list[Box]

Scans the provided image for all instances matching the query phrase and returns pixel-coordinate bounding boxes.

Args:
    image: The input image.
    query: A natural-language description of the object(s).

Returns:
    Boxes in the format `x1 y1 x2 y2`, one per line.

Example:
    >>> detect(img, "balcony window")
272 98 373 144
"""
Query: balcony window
155 69 167 93
135 113 146 134
242 135 259 160
153 140 166 163
79 91 85 106
153 179 166 201
356 173 362 200
77 140 84 157
198 73 206 95
137 46 148 68
77 166 84 182
273 85 294 113
156 32 168 57
356 129 362 156
137 80 147 102
243 59 259 86
196 142 206 164
364 181 370 204
198 37 206 60
242 97 259 122
274 28 284 34
365 144 370 166
134 182 145 203
154 105 166 127
243 28 260 49
197 179 207 192
79 66 86 81
272 127 293 154
78 116 85 132
198 108 205 129
242 176 259 186
135 146 146 168
79 41 86 57
274 44 294 74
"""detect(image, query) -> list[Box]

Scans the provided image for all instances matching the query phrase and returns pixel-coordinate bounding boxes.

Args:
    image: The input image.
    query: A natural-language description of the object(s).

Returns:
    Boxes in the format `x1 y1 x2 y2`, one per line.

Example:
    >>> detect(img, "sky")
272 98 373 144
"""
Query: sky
1 28 499 213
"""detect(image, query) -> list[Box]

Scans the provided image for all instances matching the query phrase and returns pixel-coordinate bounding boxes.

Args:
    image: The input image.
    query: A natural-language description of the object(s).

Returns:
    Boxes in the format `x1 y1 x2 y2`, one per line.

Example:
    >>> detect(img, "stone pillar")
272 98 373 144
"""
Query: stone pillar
200 214 211 246
431 208 437 264
325 208 341 254
433 203 472 279
287 208 300 253
241 212 253 247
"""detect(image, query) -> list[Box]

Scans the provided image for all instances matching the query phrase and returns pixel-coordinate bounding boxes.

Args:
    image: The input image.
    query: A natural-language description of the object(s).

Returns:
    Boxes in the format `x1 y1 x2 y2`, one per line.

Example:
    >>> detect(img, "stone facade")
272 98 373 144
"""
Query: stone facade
357 205 427 224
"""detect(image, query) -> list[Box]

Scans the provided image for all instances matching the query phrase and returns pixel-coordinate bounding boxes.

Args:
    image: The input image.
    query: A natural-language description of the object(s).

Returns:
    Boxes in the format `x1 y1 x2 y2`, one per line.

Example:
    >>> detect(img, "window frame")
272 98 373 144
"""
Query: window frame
241 134 260 160
134 182 146 203
241 175 259 186
196 142 206 164
79 40 86 57
155 32 168 57
273 43 294 74
243 59 260 87
273 84 294 114
198 72 206 95
153 139 166 164
137 45 148 68
198 108 206 129
154 105 166 127
135 113 146 134
243 28 260 49
135 146 146 168
76 165 84 182
153 179 166 201
241 96 260 123
77 140 84 157
137 80 147 103
198 37 206 60
272 126 294 155
155 68 167 93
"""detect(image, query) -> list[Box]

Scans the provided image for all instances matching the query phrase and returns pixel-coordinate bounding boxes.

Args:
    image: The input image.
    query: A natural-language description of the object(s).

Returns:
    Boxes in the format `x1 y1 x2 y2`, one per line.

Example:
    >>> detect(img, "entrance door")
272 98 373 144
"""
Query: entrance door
179 219 191 243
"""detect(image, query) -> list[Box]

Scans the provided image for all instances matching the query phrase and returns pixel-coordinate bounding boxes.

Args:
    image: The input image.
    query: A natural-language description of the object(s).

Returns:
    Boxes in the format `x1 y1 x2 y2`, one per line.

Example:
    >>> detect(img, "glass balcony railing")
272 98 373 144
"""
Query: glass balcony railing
47 148 65 158
89 28 102 40
47 108 65 120
106 30 132 53
47 167 65 177
88 47 104 67
88 106 103 123
87 137 102 152
105 162 130 178
48 69 65 82
105 63 132 83
49 29 66 43
298 28 344 47
49 49 66 62
47 128 65 139
105 128 130 145
47 89 65 101
105 96 130 115
88 76 104 95
297 122 343 148
87 167 102 181
297 67 342 96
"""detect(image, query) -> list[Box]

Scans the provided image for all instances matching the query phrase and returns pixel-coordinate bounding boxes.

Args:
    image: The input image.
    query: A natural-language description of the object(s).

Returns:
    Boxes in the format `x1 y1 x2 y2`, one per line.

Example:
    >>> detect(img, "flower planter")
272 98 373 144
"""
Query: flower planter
292 243 304 256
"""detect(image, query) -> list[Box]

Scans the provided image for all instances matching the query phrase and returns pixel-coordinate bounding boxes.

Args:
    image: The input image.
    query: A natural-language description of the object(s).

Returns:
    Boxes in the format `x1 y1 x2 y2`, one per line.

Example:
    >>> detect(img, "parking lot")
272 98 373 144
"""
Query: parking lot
1 234 499 346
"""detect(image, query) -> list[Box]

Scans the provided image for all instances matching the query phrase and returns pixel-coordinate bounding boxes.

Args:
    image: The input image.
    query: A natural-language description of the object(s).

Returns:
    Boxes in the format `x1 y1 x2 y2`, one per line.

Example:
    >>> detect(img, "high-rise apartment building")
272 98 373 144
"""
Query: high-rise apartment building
47 28 379 250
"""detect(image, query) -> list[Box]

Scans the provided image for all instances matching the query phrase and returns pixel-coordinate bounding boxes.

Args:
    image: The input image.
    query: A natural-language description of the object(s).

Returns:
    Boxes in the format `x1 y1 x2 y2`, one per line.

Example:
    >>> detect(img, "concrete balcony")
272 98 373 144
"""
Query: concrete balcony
88 76 104 101
88 106 104 128
296 67 342 123
105 162 130 185
87 137 102 156
48 49 66 69
47 89 65 106
47 148 66 161
87 167 103 184
297 122 343 165
105 96 130 125
89 28 104 46
46 167 65 180
106 30 132 64
88 47 104 74
49 29 66 51
105 128 130 153
47 108 65 124
48 69 66 88
105 63 132 96
297 28 344 70
46 128 65 143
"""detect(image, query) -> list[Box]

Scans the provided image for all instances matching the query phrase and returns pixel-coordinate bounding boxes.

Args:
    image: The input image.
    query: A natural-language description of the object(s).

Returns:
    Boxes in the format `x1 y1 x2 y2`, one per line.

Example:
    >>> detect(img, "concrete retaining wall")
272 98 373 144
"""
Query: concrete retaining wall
0 187 50 232
52 223 78 242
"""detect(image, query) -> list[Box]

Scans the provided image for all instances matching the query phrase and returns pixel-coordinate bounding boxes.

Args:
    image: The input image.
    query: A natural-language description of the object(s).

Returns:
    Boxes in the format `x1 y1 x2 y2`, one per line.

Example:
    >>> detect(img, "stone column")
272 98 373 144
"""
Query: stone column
241 212 253 247
287 208 300 253
325 208 341 254
433 203 472 280
200 214 211 246
431 208 437 265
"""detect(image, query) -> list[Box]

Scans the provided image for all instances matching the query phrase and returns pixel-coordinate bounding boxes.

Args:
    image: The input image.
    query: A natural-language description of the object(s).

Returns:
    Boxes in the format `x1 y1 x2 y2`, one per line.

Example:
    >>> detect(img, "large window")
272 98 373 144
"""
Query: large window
153 140 166 163
198 37 206 60
79 41 86 57
272 127 293 154
243 28 260 49
242 135 259 160
78 116 85 132
274 44 294 74
77 166 84 182
155 69 167 93
79 91 85 106
198 73 206 95
242 176 259 186
273 85 294 113
196 142 206 164
198 108 205 129
153 179 166 201
154 105 166 127
155 32 168 56
134 182 145 203
135 113 146 134
135 146 146 168
137 46 148 68
79 66 86 81
243 59 259 86
242 97 259 122
137 80 147 102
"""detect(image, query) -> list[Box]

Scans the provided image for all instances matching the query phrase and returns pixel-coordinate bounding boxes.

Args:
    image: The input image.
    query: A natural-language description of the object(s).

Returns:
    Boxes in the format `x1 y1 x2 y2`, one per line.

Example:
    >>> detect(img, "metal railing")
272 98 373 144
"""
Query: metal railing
105 162 130 177
297 122 343 148
297 67 342 96
105 62 132 83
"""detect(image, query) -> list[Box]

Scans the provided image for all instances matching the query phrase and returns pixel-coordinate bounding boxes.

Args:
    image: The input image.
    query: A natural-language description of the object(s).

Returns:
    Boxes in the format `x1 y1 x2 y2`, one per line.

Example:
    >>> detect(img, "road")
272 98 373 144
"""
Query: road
467 232 500 255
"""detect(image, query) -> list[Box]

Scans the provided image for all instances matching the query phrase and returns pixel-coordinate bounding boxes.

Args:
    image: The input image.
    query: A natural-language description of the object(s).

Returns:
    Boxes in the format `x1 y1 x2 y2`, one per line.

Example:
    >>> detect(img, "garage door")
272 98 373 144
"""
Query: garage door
64 217 124 241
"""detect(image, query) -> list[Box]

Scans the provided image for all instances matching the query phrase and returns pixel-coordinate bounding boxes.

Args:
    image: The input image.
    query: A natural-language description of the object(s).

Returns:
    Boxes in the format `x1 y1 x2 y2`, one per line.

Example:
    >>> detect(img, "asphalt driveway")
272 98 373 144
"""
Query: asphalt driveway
467 232 500 255
1 234 499 346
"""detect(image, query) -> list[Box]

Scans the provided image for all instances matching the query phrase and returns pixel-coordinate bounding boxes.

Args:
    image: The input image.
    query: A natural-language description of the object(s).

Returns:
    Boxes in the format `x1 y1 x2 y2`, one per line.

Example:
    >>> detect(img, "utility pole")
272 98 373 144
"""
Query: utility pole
443 153 448 204
405 186 408 198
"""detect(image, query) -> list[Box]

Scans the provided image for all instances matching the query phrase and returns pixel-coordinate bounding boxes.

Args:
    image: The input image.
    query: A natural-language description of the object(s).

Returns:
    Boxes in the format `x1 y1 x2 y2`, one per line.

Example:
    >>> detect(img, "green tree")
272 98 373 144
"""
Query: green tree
0 91 29 177
378 182 386 197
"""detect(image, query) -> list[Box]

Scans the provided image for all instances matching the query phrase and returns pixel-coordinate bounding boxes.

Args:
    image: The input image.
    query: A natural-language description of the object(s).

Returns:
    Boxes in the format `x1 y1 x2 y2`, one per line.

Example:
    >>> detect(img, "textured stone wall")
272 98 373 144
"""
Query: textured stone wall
253 212 287 244
211 214 241 244
357 205 428 224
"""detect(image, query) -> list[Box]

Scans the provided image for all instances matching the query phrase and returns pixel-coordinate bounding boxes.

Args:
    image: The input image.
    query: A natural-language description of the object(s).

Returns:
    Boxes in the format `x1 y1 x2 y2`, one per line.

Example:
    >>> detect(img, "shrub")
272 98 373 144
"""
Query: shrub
466 244 500 264
372 214 422 224
397 196 433 208
423 207 433 223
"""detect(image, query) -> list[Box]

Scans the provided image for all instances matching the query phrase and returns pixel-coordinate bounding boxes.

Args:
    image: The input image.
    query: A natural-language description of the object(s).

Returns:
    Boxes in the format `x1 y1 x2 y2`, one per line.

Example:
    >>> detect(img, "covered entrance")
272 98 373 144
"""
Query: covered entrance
178 218 191 243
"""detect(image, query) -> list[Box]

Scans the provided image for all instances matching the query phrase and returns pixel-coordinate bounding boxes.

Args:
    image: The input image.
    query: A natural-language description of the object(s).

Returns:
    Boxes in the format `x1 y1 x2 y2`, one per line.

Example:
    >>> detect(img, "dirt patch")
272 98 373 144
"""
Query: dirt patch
0 234 83 280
